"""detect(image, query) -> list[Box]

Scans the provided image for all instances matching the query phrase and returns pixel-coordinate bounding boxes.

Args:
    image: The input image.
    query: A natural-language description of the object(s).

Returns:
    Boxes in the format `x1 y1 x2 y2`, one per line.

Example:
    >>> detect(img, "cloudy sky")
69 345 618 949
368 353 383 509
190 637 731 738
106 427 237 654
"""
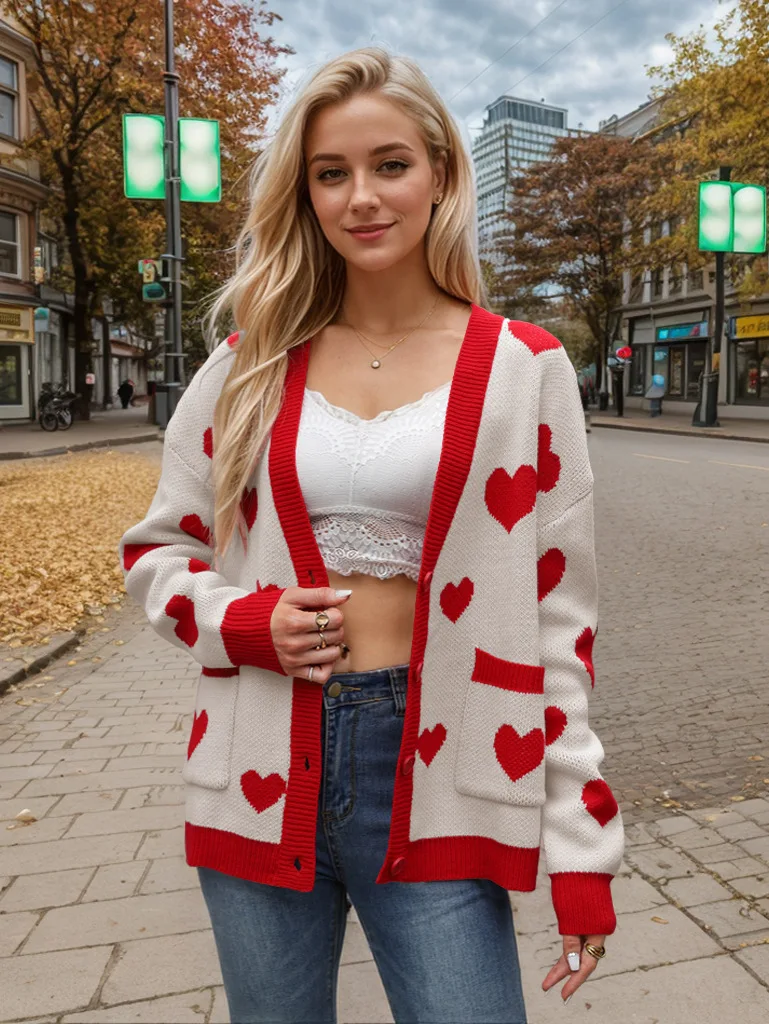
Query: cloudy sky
264 0 730 145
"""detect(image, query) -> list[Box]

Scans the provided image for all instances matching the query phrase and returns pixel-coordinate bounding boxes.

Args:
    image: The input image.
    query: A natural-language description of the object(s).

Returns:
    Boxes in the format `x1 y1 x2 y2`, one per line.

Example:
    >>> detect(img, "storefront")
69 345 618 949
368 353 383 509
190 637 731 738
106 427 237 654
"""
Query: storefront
628 317 708 403
730 313 769 406
0 301 35 420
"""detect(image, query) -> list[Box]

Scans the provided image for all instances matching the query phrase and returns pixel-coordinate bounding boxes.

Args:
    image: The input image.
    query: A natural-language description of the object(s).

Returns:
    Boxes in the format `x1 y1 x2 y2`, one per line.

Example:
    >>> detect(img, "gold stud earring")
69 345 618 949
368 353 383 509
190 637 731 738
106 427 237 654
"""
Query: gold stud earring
434 193 443 204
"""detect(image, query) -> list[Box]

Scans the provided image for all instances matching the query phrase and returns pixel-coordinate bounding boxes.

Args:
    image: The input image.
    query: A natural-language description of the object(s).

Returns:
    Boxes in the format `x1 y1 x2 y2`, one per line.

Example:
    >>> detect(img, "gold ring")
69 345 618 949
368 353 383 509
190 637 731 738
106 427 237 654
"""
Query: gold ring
315 610 330 629
584 943 606 960
317 631 327 649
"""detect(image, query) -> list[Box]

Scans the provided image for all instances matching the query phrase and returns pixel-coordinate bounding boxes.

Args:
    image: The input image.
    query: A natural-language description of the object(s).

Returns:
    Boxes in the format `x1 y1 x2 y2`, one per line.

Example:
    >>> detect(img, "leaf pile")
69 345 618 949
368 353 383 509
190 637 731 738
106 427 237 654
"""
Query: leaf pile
0 450 160 647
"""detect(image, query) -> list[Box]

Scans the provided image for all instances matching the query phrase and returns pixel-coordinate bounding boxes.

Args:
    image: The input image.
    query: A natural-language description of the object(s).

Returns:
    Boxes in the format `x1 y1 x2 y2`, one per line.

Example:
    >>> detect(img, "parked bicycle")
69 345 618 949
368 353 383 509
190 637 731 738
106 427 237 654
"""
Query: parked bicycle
37 381 80 431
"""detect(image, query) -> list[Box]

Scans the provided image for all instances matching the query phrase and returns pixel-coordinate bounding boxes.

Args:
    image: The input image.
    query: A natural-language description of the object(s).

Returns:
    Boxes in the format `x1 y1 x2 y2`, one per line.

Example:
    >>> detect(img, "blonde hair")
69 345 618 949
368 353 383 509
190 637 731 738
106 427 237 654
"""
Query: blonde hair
203 45 487 567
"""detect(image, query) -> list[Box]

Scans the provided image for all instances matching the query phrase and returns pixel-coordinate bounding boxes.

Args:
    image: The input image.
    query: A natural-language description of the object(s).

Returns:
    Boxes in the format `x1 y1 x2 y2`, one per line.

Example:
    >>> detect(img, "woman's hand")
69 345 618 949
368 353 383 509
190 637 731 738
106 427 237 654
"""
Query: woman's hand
542 934 606 1004
270 586 351 683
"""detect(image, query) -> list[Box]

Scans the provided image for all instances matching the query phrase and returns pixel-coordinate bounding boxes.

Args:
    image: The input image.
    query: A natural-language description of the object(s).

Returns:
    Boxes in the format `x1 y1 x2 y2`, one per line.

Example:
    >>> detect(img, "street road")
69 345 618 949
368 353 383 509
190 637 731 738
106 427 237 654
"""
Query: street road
589 428 769 821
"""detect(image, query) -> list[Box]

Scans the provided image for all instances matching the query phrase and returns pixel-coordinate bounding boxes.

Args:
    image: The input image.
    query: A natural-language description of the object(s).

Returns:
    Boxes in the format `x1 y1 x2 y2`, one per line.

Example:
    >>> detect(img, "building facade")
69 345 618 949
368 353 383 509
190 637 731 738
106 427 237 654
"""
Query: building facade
472 95 572 267
0 15 50 422
605 97 769 419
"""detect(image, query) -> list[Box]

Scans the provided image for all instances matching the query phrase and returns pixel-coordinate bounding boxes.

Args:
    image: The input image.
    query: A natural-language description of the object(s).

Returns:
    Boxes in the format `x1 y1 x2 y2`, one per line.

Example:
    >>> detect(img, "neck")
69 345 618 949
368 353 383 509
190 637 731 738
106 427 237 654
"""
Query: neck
339 247 444 334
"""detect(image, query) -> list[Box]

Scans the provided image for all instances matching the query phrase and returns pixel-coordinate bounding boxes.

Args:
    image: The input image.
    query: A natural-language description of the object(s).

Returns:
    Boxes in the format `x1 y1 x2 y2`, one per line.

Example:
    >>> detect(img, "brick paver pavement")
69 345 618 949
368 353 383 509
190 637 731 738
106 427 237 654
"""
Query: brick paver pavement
2 430 769 1022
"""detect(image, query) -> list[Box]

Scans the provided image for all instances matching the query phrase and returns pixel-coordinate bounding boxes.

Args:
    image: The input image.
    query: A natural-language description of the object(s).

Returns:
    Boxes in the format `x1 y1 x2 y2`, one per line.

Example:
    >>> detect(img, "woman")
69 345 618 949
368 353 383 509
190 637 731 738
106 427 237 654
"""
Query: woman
119 47 624 1024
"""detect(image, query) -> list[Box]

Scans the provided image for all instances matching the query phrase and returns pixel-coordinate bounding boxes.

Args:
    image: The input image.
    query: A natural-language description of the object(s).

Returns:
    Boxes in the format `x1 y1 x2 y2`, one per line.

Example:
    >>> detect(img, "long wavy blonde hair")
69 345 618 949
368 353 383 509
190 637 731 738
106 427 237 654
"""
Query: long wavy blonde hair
203 46 487 569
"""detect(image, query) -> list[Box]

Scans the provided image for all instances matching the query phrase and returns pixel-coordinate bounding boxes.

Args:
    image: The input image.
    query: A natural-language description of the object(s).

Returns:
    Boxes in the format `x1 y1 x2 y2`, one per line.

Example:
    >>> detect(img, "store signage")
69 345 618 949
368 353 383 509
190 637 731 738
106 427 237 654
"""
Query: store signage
656 321 708 341
731 314 769 340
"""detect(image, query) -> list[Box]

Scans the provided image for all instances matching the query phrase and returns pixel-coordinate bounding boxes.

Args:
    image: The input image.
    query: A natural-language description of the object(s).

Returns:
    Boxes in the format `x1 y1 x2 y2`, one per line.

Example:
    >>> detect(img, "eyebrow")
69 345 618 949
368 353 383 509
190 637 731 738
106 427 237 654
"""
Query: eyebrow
308 141 415 166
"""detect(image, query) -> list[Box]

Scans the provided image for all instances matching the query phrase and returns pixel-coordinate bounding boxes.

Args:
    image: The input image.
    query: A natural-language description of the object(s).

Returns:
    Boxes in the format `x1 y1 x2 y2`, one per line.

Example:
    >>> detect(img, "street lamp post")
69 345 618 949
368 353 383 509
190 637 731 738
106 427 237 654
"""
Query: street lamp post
162 0 185 415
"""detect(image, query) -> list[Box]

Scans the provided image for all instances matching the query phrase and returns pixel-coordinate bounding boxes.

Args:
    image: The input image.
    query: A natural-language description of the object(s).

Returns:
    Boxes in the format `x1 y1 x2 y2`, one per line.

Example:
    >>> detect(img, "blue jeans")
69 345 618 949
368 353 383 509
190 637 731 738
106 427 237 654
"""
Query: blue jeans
198 663 528 1024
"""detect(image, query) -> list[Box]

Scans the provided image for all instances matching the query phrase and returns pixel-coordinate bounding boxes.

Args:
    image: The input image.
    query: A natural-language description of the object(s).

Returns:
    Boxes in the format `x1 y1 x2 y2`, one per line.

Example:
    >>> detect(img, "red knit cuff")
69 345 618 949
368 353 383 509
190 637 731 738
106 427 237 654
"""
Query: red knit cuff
220 589 286 675
549 872 617 936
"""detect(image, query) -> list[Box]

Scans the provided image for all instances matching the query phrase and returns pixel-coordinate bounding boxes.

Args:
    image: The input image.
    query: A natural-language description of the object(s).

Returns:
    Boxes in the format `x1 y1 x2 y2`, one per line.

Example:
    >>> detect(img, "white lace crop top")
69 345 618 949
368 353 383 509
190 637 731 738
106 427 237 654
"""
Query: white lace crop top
295 380 451 582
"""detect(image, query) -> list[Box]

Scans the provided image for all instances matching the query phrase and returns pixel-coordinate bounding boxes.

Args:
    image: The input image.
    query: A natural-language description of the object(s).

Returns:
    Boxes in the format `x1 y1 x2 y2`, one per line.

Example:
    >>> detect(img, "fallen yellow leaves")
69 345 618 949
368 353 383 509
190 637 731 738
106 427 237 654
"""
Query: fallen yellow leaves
0 450 159 647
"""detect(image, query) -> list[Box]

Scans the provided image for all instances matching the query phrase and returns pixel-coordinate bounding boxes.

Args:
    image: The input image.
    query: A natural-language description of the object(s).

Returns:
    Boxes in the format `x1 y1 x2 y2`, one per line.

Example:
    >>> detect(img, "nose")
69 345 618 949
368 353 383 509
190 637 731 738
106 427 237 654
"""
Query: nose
348 172 380 211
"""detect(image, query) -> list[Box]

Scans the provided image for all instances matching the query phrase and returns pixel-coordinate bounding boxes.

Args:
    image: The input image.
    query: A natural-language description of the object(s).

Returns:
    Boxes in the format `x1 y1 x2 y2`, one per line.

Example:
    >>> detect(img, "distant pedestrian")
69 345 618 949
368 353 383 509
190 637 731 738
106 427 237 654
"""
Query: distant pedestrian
116 379 134 409
118 46 621 1023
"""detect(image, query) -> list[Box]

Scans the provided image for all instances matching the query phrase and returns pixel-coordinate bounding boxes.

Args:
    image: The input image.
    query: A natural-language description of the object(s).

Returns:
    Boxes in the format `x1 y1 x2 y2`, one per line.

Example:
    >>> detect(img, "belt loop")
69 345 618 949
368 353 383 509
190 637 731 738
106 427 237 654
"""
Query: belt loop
389 664 408 715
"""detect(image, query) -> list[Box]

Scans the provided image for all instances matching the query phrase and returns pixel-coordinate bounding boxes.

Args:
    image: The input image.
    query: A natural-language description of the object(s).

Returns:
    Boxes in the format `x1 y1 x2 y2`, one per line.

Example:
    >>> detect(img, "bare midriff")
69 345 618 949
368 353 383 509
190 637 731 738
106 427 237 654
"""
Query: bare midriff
325 569 418 674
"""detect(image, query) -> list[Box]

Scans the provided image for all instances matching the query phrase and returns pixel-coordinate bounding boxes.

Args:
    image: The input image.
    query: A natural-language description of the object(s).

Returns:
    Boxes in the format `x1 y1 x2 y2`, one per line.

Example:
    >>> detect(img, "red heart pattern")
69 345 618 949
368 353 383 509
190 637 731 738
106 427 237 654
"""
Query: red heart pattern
188 558 210 574
417 723 447 766
440 578 474 622
537 424 561 493
256 580 280 593
544 705 567 746
180 513 212 547
575 627 596 687
240 487 258 531
485 465 537 533
187 709 208 759
582 779 619 827
203 427 213 459
537 548 566 602
165 594 198 647
240 770 287 813
494 724 544 782
225 331 240 348
509 322 562 356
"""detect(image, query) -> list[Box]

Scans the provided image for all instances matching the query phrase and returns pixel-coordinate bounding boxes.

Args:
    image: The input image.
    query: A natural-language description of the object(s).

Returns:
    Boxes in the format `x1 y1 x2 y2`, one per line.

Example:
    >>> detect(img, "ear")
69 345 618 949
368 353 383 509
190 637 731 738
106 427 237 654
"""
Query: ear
433 153 447 196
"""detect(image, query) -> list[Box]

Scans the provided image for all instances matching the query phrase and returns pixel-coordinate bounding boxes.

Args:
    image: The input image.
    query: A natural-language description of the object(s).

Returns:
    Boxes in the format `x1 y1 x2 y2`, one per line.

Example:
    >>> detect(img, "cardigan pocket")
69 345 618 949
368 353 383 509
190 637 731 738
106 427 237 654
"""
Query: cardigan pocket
181 670 239 790
454 655 547 807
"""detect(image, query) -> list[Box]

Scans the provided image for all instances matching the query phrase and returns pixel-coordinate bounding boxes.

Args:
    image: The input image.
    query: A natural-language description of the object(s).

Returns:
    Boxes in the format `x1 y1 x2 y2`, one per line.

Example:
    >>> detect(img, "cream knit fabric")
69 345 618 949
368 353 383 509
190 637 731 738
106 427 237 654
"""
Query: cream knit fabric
118 306 625 936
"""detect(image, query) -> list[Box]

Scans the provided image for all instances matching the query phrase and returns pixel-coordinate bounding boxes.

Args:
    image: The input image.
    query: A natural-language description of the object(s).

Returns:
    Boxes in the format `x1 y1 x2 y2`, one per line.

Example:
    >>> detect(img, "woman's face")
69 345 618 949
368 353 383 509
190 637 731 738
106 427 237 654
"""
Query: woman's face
304 92 445 272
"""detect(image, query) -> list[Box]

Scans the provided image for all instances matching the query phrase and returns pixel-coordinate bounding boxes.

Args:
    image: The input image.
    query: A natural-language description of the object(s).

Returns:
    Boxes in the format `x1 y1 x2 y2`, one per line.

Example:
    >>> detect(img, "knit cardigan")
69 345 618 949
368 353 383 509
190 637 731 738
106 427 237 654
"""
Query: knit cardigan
119 303 625 936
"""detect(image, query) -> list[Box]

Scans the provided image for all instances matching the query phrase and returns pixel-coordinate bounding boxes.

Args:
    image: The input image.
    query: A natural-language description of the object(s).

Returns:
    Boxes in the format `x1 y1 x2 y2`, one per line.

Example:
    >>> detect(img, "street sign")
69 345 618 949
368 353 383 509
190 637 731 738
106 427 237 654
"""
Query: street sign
123 114 165 200
699 181 767 253
139 259 167 302
179 118 221 203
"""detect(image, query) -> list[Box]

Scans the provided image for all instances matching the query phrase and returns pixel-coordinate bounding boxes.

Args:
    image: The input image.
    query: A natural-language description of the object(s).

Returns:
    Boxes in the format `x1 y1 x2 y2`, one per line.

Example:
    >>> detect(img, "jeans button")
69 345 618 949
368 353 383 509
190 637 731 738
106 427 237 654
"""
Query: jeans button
391 856 406 876
327 681 342 698
401 755 415 776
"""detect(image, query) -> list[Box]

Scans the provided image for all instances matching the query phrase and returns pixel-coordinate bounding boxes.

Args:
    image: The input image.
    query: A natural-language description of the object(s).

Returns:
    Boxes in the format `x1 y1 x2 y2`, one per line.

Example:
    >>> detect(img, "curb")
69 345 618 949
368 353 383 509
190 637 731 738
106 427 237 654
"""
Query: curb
0 432 161 461
590 420 769 445
0 630 85 697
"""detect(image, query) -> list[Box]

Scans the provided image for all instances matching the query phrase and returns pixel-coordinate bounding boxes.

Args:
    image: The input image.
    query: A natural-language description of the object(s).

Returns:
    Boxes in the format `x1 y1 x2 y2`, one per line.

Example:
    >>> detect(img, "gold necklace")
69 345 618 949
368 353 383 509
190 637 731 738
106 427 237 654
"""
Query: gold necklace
339 294 441 369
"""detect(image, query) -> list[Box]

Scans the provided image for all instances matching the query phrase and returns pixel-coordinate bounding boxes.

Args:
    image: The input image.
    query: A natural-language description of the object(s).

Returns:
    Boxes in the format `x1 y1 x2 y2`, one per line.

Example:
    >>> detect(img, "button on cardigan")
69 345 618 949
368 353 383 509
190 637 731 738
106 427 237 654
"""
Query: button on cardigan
118 303 625 936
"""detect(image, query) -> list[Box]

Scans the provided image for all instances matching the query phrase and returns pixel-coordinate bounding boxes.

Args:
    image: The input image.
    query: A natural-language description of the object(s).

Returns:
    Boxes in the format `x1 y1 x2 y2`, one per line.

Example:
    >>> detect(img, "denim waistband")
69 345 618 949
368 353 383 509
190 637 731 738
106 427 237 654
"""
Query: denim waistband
325 662 409 714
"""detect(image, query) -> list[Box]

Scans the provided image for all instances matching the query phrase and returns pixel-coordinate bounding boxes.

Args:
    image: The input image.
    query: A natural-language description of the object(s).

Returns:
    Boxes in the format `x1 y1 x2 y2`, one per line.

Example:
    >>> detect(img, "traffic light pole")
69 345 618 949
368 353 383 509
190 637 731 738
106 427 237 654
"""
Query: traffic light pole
162 0 185 416
693 165 731 429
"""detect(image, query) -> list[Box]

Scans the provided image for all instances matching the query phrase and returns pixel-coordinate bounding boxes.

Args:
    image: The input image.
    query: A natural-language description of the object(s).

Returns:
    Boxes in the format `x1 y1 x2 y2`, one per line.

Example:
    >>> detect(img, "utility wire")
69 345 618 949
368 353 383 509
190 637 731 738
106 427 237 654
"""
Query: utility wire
449 0 572 102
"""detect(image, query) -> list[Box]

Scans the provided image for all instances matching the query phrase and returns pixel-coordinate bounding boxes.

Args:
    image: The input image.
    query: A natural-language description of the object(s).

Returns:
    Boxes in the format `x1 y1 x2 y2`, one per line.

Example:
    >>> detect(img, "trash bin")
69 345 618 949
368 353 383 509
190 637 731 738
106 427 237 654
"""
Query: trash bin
645 382 665 417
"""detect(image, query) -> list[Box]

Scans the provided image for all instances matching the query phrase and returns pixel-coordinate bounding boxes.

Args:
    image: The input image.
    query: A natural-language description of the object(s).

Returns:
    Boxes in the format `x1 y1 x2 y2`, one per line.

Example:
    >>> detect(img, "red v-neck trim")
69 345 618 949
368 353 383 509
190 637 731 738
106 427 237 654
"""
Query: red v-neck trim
267 302 505 886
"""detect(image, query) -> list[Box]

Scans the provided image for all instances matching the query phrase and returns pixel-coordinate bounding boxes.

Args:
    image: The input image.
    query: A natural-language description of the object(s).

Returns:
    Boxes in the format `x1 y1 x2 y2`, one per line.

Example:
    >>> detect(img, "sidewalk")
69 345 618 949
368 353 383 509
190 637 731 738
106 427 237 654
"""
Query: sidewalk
2 615 769 1022
0 407 160 461
590 406 769 444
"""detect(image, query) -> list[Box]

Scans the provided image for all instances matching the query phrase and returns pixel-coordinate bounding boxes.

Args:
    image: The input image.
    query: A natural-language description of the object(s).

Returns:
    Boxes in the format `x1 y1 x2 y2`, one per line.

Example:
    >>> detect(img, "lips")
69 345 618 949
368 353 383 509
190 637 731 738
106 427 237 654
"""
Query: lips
348 224 394 234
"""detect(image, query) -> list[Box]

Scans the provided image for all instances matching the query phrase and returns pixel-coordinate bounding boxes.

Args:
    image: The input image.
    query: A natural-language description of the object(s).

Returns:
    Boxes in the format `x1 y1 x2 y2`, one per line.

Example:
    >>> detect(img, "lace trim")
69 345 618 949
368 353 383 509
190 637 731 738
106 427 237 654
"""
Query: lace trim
311 507 423 582
304 379 451 426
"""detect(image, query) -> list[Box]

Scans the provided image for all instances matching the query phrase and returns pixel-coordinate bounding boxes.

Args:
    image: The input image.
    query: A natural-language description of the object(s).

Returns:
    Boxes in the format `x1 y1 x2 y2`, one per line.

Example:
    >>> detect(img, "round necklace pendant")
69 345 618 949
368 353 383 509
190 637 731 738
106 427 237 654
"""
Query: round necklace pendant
371 359 381 369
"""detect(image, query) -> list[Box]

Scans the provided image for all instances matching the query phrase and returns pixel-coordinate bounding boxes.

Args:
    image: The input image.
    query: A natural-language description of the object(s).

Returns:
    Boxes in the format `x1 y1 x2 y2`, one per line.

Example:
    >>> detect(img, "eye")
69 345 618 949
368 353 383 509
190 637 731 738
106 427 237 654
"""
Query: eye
316 159 409 181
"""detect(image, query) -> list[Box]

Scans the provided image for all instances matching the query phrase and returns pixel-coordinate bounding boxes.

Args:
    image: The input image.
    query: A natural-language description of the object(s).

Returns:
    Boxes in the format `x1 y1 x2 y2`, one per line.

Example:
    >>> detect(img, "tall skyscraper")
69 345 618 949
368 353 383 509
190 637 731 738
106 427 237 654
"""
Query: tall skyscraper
472 96 572 267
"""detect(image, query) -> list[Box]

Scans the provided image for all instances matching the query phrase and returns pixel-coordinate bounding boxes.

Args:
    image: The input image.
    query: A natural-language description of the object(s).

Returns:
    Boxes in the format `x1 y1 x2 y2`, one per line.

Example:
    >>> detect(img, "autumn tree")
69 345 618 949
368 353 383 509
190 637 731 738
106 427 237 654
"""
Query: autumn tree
0 0 290 416
497 132 661 398
643 0 769 296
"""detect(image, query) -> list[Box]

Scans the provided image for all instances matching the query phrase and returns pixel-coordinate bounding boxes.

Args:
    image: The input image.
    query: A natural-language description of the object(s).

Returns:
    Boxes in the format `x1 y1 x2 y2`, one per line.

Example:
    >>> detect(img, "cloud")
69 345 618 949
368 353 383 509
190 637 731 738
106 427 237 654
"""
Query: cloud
265 0 731 139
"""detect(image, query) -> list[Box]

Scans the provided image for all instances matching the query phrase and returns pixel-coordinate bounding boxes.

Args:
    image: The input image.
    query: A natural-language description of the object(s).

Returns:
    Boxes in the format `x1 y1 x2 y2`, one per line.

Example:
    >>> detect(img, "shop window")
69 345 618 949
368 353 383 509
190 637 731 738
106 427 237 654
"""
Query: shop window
0 346 22 405
629 345 646 396
669 347 684 397
0 56 18 140
735 340 766 403
686 343 707 400
653 346 669 392
0 211 19 275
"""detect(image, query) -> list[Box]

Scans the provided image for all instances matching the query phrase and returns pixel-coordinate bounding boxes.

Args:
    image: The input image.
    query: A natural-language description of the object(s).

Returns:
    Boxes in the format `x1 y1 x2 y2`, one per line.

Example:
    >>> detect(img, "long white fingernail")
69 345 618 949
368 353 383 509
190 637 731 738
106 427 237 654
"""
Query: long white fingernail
564 994 572 1005
335 589 352 597
567 952 580 972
